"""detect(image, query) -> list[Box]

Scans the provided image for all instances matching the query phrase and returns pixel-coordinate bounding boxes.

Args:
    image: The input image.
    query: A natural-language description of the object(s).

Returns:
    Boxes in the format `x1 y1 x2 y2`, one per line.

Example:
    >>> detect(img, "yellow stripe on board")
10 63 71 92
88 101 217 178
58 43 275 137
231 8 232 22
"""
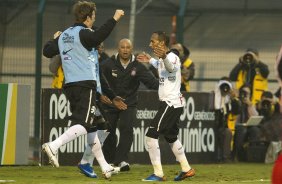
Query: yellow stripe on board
3 84 17 164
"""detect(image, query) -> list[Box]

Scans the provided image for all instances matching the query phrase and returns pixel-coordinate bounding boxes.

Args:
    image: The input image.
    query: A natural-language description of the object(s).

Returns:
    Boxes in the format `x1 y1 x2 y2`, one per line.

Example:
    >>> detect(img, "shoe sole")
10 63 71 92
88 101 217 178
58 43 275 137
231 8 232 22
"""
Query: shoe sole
174 169 195 181
142 175 166 182
79 170 97 178
185 169 195 178
78 165 97 178
142 179 164 182
42 143 59 168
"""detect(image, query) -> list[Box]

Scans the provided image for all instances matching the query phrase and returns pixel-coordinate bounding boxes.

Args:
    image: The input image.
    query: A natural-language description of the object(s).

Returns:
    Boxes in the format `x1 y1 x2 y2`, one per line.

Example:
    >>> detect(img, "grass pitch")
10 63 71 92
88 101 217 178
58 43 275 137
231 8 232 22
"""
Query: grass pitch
0 163 273 184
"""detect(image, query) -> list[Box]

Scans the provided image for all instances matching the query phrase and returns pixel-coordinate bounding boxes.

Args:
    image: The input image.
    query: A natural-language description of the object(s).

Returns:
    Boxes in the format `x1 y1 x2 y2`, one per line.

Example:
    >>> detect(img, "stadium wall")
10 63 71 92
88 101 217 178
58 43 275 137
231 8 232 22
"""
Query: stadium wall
41 89 217 165
0 83 30 165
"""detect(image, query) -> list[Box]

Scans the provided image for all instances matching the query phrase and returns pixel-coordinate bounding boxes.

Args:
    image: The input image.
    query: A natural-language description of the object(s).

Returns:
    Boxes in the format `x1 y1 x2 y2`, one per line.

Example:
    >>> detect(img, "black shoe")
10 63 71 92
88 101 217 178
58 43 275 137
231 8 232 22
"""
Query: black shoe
95 116 109 130
119 161 130 172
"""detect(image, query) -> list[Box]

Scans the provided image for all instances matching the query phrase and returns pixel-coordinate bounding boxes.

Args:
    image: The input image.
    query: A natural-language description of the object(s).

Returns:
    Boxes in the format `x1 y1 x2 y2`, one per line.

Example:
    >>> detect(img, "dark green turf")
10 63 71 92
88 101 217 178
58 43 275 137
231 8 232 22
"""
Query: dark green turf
0 163 273 184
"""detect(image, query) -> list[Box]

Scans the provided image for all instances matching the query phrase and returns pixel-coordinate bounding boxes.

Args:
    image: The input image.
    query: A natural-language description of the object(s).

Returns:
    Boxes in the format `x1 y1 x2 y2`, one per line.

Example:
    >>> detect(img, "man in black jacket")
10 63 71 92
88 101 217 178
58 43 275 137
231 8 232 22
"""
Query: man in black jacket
101 38 159 171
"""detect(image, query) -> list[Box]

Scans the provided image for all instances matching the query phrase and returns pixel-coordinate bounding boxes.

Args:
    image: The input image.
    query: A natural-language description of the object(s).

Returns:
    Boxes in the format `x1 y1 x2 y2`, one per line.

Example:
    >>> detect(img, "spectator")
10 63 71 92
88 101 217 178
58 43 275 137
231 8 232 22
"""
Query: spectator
257 91 280 119
233 84 260 161
97 42 110 63
48 31 64 89
213 77 241 163
49 55 64 89
274 88 281 102
101 38 159 171
171 43 195 92
248 91 280 163
258 91 281 142
229 48 269 104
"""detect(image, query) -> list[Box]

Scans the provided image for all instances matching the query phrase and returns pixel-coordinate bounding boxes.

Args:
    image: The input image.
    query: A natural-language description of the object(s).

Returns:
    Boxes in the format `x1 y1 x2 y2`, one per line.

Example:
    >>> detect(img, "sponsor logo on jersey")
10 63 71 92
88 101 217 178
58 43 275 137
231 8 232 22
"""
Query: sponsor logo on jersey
168 76 176 81
63 56 72 61
62 48 73 55
62 33 74 43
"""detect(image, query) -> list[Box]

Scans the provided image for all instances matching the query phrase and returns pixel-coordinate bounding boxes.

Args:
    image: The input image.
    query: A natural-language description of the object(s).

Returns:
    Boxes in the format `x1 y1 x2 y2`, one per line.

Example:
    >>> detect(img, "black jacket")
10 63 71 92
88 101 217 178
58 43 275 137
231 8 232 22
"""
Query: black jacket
101 54 159 107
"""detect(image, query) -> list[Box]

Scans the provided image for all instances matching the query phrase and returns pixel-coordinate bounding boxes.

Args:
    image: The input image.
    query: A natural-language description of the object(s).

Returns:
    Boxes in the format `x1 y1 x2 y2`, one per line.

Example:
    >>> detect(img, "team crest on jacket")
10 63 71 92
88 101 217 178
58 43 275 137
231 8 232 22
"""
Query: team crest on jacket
112 70 117 77
131 68 136 76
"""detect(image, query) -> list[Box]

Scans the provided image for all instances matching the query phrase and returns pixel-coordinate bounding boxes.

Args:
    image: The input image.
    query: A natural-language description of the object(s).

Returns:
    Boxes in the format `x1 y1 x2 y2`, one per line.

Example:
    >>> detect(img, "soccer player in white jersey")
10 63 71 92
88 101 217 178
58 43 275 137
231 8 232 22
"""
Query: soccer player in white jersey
137 31 195 181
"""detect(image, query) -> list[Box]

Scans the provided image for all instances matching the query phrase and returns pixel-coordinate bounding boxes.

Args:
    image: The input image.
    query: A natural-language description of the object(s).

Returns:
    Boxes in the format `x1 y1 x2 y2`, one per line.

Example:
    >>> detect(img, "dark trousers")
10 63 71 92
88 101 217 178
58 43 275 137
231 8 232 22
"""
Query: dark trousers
102 107 136 165
234 125 261 161
217 127 232 162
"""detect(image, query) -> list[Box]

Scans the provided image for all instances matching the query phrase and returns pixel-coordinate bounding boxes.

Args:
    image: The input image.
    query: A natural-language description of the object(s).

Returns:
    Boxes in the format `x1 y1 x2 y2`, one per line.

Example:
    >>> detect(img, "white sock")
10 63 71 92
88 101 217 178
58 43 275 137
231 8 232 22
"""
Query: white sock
80 132 96 165
80 144 95 165
49 124 87 153
145 136 164 177
91 133 111 172
169 139 191 172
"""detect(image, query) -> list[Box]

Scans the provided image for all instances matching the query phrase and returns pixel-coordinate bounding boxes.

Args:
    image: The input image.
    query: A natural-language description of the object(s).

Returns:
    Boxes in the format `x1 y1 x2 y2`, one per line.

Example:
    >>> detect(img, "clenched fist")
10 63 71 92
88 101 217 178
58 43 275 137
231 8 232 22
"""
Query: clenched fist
113 9 125 21
53 31 62 39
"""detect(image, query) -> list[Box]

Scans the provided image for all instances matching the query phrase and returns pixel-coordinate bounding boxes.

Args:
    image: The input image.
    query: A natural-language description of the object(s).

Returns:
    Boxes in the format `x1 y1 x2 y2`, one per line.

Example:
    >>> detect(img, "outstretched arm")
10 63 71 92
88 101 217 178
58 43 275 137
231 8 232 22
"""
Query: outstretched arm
80 10 124 49
137 52 151 63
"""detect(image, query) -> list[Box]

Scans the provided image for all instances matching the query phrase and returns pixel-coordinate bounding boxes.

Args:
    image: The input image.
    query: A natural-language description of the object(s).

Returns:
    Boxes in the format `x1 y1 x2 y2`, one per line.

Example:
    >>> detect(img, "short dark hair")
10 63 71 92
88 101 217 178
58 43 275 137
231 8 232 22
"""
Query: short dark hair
73 1 96 23
239 84 252 92
182 44 190 57
153 31 169 47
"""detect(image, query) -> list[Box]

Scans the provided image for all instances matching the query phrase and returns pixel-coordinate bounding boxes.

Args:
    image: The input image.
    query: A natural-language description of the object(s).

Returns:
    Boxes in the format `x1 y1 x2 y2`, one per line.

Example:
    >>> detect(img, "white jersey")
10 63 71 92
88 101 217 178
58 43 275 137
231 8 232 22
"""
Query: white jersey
149 52 185 108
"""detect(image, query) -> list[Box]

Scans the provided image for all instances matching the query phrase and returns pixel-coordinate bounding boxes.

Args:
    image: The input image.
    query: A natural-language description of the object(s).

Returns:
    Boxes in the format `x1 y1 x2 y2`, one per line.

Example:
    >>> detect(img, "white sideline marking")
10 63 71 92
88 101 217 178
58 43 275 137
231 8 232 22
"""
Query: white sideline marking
219 179 270 183
241 179 270 182
0 180 15 183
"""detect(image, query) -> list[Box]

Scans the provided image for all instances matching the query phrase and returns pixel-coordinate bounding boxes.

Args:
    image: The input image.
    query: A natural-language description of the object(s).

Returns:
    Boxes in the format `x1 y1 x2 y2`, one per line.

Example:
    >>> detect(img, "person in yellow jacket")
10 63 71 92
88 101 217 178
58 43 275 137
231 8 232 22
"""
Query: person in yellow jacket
229 48 269 104
49 55 64 89
48 31 64 89
171 43 195 92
